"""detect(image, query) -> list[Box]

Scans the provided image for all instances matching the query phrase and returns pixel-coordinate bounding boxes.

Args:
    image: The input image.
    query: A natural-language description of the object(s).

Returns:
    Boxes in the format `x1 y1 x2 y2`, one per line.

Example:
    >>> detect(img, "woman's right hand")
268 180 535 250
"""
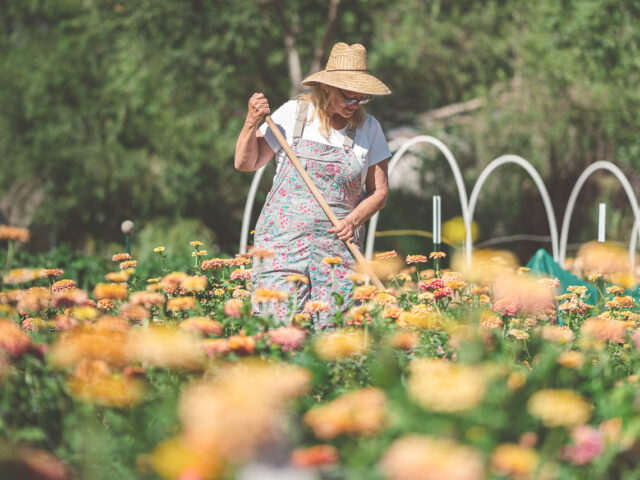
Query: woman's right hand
246 93 270 127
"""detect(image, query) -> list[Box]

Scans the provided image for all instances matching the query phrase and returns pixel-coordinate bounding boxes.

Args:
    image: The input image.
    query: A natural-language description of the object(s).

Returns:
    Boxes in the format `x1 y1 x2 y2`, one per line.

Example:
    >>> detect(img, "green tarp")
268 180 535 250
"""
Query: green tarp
525 248 597 305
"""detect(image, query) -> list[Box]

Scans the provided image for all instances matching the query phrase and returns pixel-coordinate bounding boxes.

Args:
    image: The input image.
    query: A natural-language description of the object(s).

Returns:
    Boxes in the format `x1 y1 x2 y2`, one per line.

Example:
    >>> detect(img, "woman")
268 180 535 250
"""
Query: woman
235 42 391 324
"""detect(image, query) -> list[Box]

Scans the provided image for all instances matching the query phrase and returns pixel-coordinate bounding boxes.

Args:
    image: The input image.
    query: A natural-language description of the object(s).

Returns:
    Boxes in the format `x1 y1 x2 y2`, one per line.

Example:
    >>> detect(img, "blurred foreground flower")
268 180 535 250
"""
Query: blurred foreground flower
407 358 486 413
150 437 227 480
68 358 145 407
527 389 592 428
304 388 387 440
0 319 34 357
492 274 556 316
314 329 370 361
560 425 604 466
577 241 636 286
490 443 538 478
291 444 338 469
49 326 129 368
379 434 484 480
452 248 518 283
175 360 310 463
0 225 30 242
127 326 205 369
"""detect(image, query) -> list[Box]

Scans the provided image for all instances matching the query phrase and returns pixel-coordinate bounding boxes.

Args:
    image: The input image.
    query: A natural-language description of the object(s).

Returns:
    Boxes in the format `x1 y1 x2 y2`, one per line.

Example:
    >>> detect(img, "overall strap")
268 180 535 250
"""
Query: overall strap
343 125 357 148
292 100 310 140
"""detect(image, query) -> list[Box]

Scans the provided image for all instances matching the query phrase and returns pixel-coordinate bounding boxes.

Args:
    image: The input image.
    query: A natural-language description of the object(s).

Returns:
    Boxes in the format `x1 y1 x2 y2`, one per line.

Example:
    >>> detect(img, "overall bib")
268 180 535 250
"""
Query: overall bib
252 100 364 324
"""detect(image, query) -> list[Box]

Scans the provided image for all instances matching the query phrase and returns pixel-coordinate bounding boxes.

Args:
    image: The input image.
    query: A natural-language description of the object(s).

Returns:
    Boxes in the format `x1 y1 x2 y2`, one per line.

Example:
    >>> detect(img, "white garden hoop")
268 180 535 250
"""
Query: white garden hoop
465 155 559 265
364 136 470 261
559 161 640 269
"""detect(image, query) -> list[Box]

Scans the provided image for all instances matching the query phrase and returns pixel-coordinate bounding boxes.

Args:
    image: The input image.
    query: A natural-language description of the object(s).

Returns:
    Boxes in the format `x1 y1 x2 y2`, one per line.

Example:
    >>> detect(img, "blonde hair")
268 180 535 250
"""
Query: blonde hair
297 85 366 138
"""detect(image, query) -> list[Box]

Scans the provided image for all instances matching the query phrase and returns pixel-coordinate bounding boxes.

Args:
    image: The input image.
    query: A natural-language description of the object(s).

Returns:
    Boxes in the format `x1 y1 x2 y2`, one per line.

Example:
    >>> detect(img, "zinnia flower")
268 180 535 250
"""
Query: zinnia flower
560 425 605 466
429 251 446 259
304 388 387 440
285 273 309 284
379 434 484 480
230 268 252 281
180 276 208 293
67 358 145 408
105 270 131 282
119 260 138 269
17 287 51 313
490 443 539 478
254 288 289 303
250 248 275 259
581 317 626 344
527 389 592 428
321 256 342 265
167 296 196 312
51 279 76 293
93 283 128 300
375 250 397 260
120 303 150 322
223 299 244 318
179 317 223 336
266 327 307 351
0 225 29 242
314 329 370 361
112 253 131 262
540 325 574 344
303 300 330 313
406 254 428 264
51 289 89 308
201 258 225 270
557 351 585 369
353 285 377 301
0 320 33 357
407 358 486 413
291 445 338 468
127 327 205 370
508 329 530 340
130 291 165 309
42 268 64 278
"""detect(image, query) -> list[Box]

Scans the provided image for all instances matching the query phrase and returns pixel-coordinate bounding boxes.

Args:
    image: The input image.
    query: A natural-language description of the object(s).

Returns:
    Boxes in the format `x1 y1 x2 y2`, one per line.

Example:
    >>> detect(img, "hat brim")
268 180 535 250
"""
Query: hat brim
301 70 391 96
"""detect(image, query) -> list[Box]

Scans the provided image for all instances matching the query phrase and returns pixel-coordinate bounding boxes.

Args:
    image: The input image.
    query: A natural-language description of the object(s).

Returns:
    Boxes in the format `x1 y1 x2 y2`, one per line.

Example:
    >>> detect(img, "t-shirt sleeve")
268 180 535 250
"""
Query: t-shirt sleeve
366 116 392 167
258 100 297 154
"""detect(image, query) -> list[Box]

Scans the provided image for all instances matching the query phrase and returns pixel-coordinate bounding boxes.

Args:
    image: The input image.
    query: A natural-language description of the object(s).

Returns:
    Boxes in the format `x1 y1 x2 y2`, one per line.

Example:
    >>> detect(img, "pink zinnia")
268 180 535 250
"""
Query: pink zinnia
304 301 331 313
418 278 445 291
560 426 604 465
433 287 453 299
223 299 243 318
266 327 307 352
493 298 520 317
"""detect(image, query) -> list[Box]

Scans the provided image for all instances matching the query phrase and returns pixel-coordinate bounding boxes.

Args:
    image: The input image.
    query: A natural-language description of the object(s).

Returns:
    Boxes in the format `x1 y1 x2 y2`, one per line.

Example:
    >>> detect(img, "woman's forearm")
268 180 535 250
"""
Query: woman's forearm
347 188 388 227
234 121 261 171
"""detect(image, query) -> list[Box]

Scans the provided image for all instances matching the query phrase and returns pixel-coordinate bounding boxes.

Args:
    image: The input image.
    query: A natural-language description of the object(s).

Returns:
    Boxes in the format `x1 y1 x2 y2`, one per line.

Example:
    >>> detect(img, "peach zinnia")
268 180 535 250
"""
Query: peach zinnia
93 283 128 301
303 300 330 314
406 254 427 264
51 279 77 293
112 253 131 262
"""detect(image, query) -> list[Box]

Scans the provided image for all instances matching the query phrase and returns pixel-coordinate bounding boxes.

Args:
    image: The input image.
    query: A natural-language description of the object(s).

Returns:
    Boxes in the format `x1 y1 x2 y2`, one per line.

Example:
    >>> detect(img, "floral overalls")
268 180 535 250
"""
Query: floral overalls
252 100 364 324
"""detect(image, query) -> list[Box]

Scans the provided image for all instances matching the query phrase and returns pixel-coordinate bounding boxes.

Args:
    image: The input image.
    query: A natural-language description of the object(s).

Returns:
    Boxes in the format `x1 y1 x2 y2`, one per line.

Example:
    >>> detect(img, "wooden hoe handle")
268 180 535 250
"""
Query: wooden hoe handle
264 116 384 290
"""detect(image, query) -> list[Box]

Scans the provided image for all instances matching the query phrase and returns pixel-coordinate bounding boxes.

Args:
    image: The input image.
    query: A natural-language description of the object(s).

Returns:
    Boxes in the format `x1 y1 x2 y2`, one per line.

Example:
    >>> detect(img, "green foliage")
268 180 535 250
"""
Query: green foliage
1 0 640 261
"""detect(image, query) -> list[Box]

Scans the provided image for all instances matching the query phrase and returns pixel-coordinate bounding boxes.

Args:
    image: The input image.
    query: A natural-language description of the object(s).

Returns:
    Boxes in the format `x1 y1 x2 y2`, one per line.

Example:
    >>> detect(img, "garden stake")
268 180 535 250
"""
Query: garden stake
265 116 384 290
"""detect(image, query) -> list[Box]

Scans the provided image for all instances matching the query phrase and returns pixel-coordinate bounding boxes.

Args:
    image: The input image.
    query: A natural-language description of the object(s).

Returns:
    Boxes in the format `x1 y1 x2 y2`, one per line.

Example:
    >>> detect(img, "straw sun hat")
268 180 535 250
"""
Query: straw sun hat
302 42 391 96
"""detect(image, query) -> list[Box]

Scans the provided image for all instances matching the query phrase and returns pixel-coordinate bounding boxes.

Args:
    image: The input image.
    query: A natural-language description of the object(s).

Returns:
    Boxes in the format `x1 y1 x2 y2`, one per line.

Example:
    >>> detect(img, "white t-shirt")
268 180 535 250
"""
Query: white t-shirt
259 100 391 185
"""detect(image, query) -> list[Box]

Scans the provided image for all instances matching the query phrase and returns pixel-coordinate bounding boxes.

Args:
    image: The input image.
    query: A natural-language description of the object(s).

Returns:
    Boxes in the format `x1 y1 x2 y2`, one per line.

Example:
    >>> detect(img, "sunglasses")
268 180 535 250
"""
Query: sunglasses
337 89 373 105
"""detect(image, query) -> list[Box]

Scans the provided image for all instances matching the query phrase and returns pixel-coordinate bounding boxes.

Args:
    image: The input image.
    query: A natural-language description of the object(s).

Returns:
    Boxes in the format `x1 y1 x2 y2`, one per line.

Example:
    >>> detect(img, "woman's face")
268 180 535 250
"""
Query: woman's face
327 87 368 119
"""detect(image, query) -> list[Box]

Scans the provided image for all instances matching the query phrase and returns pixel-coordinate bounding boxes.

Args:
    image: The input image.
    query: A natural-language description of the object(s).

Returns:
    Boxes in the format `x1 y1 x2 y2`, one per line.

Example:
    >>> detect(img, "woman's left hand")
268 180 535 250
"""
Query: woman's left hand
328 216 358 242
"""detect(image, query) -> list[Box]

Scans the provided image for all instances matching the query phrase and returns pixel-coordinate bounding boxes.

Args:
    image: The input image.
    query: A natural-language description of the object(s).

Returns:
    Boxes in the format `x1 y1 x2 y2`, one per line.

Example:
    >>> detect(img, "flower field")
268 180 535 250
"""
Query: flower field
1 227 640 480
